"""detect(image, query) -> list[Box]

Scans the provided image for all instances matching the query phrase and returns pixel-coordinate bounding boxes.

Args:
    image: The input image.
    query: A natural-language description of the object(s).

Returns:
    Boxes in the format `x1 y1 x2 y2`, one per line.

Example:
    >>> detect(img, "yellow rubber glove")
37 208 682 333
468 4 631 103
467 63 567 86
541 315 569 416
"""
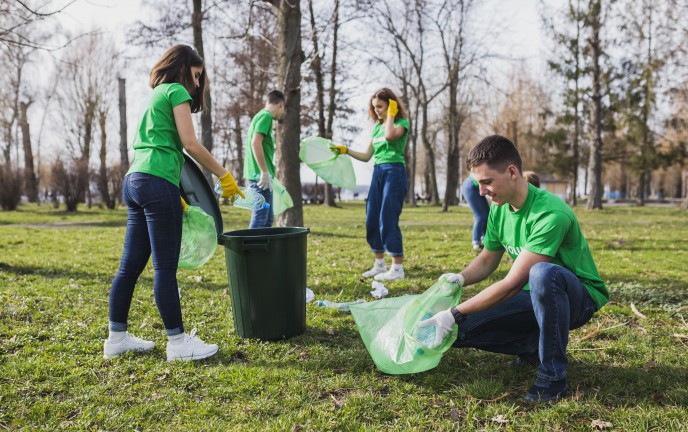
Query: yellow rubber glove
331 145 348 155
387 99 398 118
180 196 188 212
219 171 244 203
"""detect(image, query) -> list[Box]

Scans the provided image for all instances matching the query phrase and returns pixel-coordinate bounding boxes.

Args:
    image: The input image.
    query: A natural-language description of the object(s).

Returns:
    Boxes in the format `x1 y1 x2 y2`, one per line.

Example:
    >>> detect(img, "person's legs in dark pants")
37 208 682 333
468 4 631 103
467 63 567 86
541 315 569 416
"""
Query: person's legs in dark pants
248 180 274 228
453 290 539 357
461 177 489 249
526 262 597 401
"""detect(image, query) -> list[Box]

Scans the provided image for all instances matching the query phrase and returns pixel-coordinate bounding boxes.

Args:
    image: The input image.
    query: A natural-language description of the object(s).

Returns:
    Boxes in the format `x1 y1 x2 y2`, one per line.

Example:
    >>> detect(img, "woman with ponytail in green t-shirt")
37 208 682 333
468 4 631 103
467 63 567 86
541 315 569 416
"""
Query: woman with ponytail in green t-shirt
104 45 243 362
333 88 409 281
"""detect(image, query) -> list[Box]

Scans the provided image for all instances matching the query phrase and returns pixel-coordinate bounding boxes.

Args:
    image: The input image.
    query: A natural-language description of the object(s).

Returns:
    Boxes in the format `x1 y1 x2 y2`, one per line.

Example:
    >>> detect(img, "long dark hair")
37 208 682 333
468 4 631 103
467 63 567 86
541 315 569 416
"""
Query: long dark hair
368 87 408 123
149 45 208 113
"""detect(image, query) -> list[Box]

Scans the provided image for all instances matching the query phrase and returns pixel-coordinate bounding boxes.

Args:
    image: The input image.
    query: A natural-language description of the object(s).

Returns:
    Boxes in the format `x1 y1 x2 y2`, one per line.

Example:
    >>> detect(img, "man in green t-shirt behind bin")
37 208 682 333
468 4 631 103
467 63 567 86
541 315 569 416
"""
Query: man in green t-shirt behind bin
419 135 608 402
243 90 285 228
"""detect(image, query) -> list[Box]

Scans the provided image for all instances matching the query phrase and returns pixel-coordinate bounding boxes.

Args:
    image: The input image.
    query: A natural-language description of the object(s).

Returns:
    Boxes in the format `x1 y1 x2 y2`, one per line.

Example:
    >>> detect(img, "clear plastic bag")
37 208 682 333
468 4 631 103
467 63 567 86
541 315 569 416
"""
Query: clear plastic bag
272 177 293 215
178 205 218 269
299 136 357 190
350 277 462 375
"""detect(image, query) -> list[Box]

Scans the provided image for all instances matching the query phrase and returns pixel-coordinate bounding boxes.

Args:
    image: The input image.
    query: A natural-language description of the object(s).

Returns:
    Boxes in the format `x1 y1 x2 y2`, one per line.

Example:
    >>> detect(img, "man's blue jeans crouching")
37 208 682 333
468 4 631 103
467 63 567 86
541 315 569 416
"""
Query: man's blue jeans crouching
453 262 598 384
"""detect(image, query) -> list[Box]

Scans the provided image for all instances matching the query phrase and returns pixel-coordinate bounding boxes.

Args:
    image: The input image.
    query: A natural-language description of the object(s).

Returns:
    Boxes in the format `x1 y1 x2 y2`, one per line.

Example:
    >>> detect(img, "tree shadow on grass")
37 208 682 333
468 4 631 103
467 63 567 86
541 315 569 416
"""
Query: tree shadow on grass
308 230 361 240
0 261 152 286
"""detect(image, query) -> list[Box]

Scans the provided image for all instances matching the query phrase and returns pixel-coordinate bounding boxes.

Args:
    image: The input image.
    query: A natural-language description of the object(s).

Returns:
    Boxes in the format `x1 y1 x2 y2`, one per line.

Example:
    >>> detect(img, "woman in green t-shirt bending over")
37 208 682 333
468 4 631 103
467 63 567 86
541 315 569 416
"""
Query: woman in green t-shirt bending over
104 45 243 362
333 88 409 281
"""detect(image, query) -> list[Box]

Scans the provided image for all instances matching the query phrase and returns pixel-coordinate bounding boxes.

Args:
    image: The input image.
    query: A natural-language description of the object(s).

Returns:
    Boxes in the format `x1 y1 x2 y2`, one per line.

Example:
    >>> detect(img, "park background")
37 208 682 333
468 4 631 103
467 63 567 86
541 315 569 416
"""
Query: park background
1 0 688 430
1 0 688 218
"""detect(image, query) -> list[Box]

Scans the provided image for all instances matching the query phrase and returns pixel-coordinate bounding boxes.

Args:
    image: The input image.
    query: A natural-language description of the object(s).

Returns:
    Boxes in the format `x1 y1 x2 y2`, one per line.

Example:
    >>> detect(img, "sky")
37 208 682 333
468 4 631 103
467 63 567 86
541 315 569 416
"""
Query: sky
54 0 550 189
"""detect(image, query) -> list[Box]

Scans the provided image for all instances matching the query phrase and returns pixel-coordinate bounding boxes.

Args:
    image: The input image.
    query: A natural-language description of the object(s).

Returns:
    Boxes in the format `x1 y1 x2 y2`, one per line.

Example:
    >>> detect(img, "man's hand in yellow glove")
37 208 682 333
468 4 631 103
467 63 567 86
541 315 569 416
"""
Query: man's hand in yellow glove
180 196 188 212
387 99 398 118
219 171 244 203
331 145 348 155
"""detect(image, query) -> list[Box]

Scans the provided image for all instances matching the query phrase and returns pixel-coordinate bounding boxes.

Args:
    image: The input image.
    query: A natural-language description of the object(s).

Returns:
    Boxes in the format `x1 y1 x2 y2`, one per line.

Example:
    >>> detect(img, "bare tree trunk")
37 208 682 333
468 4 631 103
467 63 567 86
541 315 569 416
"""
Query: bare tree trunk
587 0 603 210
323 0 341 207
19 101 37 202
98 110 115 209
118 77 129 177
420 94 440 205
265 0 304 227
192 0 214 186
308 0 336 207
233 115 244 182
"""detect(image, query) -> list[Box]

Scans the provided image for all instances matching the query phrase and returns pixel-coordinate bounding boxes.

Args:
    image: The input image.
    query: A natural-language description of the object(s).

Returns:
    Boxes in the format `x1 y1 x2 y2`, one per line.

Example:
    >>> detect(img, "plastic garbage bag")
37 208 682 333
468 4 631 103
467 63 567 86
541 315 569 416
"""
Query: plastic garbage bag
272 177 294 215
178 205 218 269
349 277 462 375
299 136 357 190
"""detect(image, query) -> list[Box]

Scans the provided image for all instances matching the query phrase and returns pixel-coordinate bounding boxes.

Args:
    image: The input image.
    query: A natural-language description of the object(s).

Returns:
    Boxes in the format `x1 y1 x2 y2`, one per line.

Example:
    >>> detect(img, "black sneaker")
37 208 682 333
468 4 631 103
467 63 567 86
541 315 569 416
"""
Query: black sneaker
511 351 538 367
524 378 568 402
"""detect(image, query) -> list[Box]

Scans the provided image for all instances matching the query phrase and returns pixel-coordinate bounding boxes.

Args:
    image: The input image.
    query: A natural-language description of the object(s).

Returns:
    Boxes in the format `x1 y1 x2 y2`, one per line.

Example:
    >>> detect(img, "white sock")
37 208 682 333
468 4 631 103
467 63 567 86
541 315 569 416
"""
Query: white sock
168 333 185 344
392 263 403 272
108 330 126 341
374 258 386 268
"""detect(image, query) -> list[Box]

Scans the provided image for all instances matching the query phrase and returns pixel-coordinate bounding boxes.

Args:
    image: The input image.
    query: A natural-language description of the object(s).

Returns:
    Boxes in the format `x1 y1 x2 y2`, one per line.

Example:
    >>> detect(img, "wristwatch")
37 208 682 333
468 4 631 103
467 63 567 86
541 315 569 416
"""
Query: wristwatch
450 306 467 325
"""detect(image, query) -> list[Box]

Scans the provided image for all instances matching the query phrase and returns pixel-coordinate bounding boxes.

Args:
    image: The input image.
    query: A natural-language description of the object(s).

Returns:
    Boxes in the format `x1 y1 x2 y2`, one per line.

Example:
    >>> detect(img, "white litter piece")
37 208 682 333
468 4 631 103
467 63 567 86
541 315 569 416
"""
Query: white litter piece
370 281 389 299
306 287 315 303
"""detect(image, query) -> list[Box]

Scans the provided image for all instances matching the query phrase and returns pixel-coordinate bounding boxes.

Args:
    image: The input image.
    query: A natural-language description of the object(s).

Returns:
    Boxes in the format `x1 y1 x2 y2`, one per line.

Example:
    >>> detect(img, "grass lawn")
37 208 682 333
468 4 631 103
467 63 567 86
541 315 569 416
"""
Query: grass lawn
1 202 687 431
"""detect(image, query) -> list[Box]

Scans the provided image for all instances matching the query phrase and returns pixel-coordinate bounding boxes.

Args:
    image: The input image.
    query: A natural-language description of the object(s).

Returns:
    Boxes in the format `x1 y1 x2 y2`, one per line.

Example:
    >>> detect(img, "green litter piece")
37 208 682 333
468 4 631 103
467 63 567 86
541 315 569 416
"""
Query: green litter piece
350 277 462 375
178 205 217 269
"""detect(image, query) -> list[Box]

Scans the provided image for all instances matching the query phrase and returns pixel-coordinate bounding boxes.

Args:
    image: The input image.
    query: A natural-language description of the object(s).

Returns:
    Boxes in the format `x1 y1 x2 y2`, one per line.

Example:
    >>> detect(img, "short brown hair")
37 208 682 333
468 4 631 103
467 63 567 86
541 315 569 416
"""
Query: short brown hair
267 90 285 105
523 171 540 188
149 45 208 113
467 135 522 173
368 87 408 123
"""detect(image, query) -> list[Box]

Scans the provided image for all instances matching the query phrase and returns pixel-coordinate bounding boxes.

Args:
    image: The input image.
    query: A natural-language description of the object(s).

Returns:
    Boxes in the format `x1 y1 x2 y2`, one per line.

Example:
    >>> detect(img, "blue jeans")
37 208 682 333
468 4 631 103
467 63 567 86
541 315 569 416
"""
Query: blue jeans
461 177 489 245
454 263 597 383
366 163 408 257
248 180 274 228
109 173 185 336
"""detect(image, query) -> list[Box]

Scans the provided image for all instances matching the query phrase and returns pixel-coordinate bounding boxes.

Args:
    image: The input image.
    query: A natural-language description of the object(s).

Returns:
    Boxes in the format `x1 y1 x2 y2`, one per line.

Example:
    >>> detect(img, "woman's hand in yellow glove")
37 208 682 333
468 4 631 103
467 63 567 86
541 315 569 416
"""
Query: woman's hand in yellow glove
331 145 348 155
219 171 245 202
387 99 398 118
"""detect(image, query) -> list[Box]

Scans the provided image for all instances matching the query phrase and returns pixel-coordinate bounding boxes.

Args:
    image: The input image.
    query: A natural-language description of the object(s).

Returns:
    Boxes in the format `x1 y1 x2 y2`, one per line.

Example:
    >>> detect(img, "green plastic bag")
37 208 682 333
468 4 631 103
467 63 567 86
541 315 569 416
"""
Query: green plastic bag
350 277 462 375
299 136 357 190
272 177 293 215
178 205 217 269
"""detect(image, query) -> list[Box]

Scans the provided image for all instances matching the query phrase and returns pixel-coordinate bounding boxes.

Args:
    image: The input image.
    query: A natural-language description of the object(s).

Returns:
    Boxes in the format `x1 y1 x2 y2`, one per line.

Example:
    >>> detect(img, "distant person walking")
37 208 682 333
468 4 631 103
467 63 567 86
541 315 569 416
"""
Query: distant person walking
461 173 489 251
104 45 243 362
332 88 409 281
243 90 286 229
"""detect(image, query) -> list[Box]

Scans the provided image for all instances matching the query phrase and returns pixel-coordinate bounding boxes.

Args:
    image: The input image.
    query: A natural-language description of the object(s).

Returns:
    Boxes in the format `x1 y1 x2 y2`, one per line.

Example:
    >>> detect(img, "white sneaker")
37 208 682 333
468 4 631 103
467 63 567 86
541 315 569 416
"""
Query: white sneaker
362 265 388 278
166 328 219 362
374 267 405 281
103 332 155 358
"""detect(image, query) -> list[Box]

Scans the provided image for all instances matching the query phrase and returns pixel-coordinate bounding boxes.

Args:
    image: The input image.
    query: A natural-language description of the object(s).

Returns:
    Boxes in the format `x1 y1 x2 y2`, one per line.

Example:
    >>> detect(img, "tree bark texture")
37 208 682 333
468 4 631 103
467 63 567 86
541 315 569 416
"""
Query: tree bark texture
118 77 129 177
266 0 304 227
193 0 214 186
586 0 603 210
19 101 38 202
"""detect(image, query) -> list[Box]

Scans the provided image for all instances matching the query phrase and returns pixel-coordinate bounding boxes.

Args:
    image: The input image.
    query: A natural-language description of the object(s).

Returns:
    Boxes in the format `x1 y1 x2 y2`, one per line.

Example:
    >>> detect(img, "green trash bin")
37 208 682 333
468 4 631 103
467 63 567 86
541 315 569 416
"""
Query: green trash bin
218 227 309 340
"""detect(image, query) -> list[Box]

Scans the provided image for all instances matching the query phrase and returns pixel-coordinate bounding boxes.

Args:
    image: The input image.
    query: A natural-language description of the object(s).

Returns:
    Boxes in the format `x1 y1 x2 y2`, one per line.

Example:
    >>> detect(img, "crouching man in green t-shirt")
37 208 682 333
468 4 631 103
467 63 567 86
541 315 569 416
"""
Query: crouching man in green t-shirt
419 135 608 402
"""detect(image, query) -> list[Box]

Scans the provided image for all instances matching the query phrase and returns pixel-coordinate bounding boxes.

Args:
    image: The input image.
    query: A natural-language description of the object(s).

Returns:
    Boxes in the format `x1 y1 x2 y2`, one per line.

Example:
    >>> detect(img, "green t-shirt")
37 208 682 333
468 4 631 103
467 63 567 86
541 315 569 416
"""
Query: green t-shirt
371 118 409 166
483 184 609 310
127 83 192 186
243 109 276 180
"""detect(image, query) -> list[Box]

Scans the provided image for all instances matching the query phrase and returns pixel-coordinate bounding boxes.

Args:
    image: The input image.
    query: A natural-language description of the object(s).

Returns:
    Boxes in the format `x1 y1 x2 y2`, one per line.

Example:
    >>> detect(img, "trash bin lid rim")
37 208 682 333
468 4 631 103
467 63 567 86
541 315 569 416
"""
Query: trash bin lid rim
220 227 310 240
